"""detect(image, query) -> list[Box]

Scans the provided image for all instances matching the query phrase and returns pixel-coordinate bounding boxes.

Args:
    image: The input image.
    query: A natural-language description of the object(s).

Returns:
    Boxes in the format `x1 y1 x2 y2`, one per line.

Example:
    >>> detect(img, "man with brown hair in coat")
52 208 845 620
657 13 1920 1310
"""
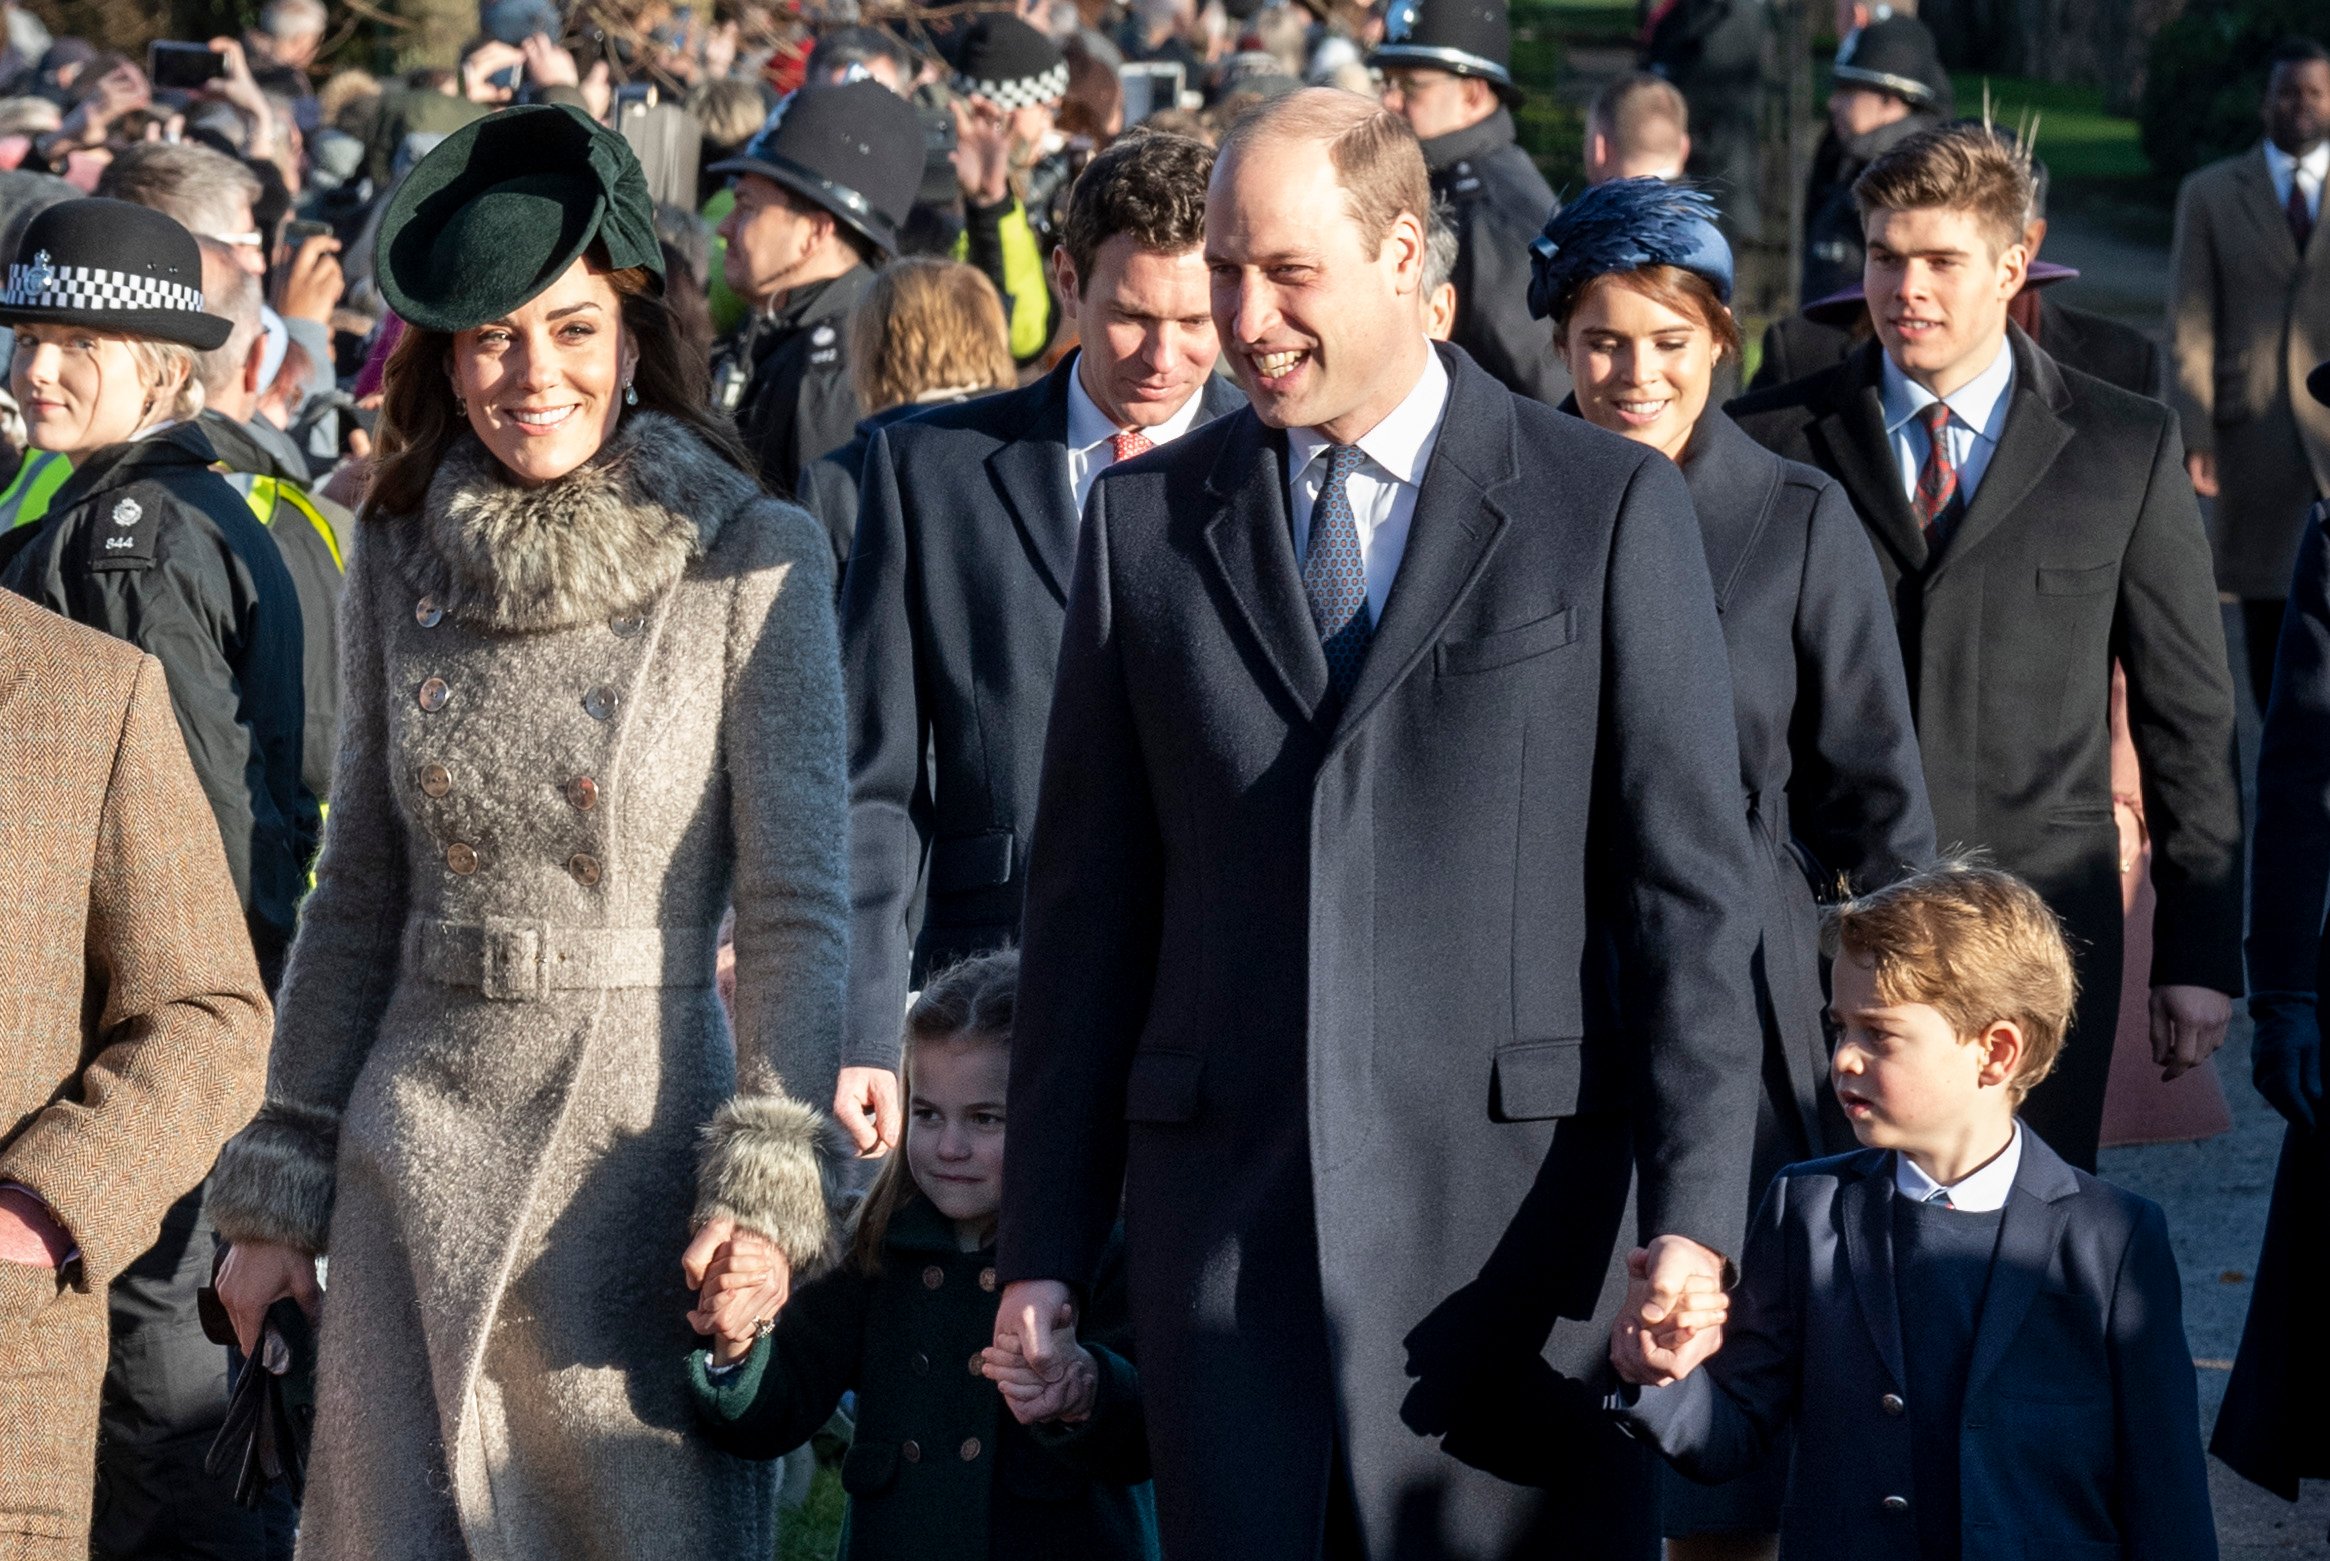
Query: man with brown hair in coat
0 589 271 1555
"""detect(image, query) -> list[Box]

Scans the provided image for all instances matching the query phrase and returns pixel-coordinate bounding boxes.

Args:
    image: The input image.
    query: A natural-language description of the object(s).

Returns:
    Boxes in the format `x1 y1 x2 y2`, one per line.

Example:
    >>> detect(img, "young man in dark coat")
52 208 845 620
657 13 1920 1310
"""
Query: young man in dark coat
1374 0 1569 404
990 91 1765 1561
1730 124 2244 1172
833 131 1245 1159
709 81 923 501
2213 360 2330 1516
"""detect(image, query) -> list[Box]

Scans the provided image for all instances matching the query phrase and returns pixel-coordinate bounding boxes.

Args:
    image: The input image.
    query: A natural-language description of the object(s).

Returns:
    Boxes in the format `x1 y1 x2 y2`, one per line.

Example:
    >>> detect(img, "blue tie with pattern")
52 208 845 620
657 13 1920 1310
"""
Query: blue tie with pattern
1305 443 1374 700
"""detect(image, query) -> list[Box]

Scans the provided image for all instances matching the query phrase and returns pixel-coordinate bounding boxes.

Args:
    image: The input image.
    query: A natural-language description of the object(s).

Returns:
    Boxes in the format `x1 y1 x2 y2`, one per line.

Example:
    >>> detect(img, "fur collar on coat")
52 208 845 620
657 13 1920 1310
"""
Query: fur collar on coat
398 411 760 633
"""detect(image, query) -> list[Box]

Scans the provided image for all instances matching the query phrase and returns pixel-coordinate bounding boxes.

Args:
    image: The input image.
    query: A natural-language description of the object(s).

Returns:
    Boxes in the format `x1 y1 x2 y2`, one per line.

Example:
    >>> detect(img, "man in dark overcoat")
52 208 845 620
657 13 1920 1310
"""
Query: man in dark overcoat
992 90 1764 1560
832 131 1245 1155
2211 358 2330 1518
1731 123 2244 1172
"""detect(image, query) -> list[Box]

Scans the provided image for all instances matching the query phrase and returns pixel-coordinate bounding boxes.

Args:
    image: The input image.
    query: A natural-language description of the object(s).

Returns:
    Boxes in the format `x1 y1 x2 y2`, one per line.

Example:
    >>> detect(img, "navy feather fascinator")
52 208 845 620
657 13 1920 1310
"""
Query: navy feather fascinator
1527 178 1734 323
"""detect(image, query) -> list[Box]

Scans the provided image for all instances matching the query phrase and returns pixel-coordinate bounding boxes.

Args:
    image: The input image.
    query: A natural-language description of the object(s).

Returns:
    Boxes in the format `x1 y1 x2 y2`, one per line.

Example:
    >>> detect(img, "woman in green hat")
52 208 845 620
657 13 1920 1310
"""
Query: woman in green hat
208 105 849 1559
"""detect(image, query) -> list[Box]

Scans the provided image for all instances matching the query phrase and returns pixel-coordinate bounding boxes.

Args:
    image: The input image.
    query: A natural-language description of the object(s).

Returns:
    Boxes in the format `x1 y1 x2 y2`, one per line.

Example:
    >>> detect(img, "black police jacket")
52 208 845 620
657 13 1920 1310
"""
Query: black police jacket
1800 111 1937 302
717 264 874 503
1419 107 1570 405
0 423 318 977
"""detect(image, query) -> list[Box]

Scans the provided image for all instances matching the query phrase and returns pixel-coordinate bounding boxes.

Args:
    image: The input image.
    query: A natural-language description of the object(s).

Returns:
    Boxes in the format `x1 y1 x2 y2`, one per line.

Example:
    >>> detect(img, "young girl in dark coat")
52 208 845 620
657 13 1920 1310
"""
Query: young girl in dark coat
686 949 1156 1561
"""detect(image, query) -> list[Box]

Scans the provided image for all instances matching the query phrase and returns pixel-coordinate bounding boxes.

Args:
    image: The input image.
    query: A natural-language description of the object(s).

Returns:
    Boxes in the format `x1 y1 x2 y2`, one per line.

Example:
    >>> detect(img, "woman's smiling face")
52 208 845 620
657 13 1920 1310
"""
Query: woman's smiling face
448 259 639 486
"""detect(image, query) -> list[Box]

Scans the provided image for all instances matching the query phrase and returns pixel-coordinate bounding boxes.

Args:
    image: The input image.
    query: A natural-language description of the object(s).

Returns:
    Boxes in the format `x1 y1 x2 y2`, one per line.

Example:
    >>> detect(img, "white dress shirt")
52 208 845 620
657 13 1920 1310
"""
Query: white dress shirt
1286 349 1452 623
1064 361 1209 515
2264 138 2329 227
1879 336 2015 512
1893 1121 2023 1213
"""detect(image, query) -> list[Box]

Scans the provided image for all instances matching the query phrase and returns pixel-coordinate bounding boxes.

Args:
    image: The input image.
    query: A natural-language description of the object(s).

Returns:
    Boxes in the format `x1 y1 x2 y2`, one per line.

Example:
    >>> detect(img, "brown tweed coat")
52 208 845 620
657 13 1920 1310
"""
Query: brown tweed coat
0 590 271 1554
206 413 850 1561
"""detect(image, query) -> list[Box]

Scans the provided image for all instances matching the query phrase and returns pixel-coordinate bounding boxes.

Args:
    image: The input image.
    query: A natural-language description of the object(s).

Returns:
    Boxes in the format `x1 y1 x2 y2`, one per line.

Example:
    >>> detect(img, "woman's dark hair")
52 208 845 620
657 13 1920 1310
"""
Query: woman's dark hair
365 247 754 520
847 947 1019 1277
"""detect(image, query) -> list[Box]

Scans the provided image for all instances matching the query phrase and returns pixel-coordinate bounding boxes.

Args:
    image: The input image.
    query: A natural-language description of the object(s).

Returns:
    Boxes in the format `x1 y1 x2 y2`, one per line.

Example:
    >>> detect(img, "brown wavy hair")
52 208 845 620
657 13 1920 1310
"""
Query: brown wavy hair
847 947 1019 1277
364 249 754 521
847 258 1016 416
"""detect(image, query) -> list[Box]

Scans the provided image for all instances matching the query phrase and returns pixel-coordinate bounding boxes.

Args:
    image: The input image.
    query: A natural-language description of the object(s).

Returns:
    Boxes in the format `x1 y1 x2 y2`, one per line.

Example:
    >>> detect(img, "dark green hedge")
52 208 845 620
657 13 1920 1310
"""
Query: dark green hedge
2140 0 2330 186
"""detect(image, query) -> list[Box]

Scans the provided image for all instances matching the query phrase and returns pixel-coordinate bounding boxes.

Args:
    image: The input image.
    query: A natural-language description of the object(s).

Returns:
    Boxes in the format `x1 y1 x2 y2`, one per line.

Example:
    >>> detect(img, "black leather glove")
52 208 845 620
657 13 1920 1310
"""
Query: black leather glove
2250 991 2323 1133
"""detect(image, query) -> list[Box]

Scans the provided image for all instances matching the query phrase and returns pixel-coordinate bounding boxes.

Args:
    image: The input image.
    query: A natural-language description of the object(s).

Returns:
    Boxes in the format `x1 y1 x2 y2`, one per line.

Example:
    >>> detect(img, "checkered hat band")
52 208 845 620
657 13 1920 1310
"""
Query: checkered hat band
1 260 205 316
954 60 1069 109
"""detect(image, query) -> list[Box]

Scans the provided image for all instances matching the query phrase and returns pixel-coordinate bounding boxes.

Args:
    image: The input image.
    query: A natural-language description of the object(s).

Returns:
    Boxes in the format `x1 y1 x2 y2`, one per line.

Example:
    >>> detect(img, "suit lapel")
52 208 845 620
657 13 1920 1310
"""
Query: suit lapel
1197 373 1250 424
1964 1133 2079 1399
1200 413 1333 720
1332 354 1514 741
1809 345 1928 575
1924 329 2073 587
2235 148 2303 270
986 364 1078 604
1680 410 1781 612
1839 1158 1909 1391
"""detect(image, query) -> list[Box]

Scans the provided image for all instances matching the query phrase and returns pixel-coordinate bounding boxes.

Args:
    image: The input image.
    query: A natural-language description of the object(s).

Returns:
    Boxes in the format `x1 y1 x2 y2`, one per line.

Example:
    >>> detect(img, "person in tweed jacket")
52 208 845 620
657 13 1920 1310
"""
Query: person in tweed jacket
206 109 851 1560
0 587 272 1555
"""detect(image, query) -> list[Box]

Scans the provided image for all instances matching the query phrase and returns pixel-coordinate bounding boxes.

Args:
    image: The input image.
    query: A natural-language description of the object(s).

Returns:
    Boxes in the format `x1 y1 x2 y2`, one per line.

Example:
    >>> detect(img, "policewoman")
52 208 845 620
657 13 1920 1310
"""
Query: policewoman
1532 179 1936 1560
709 81 924 500
0 197 314 980
206 106 850 1561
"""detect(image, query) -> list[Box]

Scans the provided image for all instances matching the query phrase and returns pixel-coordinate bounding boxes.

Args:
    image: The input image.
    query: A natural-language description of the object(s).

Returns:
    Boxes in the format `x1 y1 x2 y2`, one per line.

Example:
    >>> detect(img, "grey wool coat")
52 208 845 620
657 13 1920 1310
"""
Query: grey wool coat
205 412 851 1561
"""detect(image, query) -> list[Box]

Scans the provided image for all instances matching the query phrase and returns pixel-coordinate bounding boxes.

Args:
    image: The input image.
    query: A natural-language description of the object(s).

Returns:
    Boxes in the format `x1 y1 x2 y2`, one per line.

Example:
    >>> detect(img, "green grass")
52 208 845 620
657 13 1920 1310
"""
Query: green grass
776 1443 848 1561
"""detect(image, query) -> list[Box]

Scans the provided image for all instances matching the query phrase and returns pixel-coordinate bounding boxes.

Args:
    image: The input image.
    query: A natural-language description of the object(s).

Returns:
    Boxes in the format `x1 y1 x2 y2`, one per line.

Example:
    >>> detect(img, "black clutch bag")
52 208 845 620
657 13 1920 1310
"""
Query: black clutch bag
196 1285 317 1508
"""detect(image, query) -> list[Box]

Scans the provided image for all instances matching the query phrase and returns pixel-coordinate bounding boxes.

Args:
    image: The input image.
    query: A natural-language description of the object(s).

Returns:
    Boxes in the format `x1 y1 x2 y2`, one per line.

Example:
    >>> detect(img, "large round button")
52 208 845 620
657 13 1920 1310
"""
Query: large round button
1880 1393 1905 1416
911 1351 930 1377
566 776 599 812
418 763 452 798
610 612 645 638
415 596 443 628
958 1438 981 1462
1880 1495 1909 1514
978 1267 997 1293
583 685 619 721
417 677 450 712
568 853 603 887
445 841 479 875
922 1265 944 1290
968 1351 985 1377
901 1440 921 1464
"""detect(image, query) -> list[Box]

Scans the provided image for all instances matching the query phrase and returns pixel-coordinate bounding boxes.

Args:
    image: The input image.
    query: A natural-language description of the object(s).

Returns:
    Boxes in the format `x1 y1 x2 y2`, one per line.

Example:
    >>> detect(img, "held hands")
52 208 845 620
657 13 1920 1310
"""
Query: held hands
832 1067 902 1157
683 1219 792 1366
986 1279 1098 1425
1608 1235 1731 1387
2150 984 2233 1082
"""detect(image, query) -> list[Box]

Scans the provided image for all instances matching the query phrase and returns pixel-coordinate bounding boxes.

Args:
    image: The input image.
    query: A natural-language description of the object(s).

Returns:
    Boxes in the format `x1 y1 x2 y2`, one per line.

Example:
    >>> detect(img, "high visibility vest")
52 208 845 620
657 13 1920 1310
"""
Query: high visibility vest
0 448 71 529
226 470 346 573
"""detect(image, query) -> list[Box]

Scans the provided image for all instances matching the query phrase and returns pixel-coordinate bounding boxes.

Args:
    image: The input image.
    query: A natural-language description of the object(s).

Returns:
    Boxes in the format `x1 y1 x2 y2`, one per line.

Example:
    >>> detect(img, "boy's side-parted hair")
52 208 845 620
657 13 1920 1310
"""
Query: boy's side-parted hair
1060 128 1216 292
847 947 1021 1276
1851 121 2034 258
1824 861 2077 1101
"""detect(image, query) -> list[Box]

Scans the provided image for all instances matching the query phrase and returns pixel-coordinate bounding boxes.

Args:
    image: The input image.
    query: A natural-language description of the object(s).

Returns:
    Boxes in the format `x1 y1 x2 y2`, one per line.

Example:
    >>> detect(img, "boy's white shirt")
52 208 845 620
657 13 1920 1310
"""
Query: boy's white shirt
1891 1121 2023 1213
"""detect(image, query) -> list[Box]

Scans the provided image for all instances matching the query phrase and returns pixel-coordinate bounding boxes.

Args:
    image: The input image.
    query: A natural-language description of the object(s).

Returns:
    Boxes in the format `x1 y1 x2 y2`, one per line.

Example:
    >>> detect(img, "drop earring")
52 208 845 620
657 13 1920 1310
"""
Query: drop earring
623 381 638 406
453 395 467 417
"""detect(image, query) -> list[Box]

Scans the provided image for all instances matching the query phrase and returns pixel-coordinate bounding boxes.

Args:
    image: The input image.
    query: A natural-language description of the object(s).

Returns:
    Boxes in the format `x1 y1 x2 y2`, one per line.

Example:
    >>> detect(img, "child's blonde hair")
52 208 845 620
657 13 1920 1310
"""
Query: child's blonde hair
847 947 1019 1276
1823 861 2078 1101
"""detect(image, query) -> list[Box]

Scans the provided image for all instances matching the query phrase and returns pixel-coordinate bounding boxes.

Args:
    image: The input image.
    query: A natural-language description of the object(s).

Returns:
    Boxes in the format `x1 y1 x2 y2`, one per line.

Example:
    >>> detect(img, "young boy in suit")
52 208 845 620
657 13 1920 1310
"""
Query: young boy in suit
1610 862 2217 1561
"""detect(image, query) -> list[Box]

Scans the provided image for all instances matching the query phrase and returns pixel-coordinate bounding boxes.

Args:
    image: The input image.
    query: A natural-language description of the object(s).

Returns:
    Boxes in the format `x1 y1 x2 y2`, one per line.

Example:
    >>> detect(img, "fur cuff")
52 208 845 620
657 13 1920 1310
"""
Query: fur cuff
207 1104 339 1254
695 1095 849 1279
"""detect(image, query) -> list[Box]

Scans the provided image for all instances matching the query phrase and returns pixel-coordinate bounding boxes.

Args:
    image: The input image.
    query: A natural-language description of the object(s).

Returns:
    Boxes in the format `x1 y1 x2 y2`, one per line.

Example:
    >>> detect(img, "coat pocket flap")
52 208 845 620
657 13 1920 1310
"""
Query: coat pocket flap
1490 1038 1586 1122
2035 562 2116 596
1123 1050 1203 1123
839 1440 901 1495
1436 609 1577 675
929 831 1015 893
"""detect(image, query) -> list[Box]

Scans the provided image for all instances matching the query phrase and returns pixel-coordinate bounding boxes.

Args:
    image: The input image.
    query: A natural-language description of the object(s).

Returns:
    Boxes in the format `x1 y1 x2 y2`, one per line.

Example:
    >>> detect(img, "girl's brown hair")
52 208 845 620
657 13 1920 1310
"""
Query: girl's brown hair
847 947 1019 1276
1562 264 1743 362
363 251 754 521
846 257 1016 417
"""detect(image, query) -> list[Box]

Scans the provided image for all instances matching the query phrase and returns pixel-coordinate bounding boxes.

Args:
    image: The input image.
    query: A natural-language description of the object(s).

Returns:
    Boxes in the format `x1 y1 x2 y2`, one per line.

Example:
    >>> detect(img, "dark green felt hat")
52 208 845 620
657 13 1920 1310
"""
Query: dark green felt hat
376 103 663 333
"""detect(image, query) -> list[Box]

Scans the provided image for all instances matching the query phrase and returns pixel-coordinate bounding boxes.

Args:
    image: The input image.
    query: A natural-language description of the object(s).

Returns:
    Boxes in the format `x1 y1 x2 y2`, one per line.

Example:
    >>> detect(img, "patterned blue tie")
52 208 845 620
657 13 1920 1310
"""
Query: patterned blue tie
1304 444 1374 700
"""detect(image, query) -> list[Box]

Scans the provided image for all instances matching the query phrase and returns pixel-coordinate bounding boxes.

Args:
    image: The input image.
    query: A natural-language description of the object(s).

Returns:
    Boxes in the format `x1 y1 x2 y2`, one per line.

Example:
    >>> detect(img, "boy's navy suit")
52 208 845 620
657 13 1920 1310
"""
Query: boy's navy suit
1618 1130 2215 1561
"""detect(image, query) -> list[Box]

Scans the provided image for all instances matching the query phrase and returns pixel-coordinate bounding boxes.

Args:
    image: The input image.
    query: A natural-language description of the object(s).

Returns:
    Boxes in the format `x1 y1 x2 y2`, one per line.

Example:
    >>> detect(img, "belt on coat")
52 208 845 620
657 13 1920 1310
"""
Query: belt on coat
408 918 720 1001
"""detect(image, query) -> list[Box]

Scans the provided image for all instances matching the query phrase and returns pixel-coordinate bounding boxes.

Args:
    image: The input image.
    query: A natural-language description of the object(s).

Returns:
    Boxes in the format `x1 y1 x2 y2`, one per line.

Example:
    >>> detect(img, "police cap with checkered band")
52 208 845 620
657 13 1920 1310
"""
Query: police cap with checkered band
0 198 229 351
708 81 925 257
947 15 1069 112
1371 0 1522 108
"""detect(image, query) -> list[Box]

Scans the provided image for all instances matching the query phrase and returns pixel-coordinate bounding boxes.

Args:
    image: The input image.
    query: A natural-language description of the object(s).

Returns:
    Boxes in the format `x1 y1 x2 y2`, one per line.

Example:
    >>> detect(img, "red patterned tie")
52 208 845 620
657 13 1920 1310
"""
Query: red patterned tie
1915 402 1958 548
1110 429 1154 464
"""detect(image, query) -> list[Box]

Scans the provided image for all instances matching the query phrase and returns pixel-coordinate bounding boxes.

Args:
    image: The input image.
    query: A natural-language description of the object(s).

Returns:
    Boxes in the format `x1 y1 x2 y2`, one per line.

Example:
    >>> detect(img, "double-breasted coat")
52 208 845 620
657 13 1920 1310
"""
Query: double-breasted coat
998 347 1767 1560
0 591 269 1553
205 412 850 1561
1730 331 2246 1170
839 360 1245 1071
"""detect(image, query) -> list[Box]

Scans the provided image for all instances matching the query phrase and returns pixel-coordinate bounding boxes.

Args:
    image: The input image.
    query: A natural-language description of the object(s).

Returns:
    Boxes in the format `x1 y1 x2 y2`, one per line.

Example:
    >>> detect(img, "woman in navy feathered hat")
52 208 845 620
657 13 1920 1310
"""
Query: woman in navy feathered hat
1533 177 1941 1557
